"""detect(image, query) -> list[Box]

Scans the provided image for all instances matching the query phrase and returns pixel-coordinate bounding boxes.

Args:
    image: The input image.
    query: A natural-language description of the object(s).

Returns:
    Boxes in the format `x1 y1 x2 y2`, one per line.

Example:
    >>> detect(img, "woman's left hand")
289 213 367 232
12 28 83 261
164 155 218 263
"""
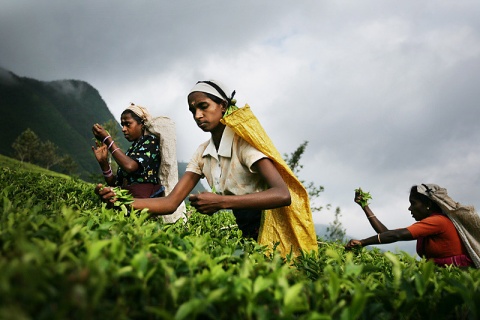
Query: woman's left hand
188 192 224 215
91 143 108 163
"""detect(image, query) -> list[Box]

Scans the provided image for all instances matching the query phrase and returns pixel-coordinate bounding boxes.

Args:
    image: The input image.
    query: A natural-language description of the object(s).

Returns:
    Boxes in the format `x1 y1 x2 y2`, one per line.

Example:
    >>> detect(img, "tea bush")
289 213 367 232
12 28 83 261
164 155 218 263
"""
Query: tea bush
1 167 479 319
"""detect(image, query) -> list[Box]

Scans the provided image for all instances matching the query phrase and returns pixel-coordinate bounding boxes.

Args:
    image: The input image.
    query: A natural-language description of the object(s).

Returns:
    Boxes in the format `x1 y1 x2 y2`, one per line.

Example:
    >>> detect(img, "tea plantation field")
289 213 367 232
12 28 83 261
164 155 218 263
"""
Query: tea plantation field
1 166 479 319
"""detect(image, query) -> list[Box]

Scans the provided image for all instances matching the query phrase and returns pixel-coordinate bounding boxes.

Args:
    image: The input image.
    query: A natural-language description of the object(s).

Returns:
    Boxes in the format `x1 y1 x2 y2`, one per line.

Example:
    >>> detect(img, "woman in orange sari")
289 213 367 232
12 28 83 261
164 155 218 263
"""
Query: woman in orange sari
345 184 474 267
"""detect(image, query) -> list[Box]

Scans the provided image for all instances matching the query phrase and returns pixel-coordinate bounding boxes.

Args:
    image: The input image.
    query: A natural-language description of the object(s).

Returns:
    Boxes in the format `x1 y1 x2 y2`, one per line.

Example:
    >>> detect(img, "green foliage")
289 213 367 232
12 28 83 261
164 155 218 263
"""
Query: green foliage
325 207 346 243
355 187 372 208
284 141 327 213
0 167 98 212
0 153 72 179
284 141 308 177
37 140 62 169
11 127 40 162
1 167 480 319
223 98 239 117
57 154 79 176
11 128 80 174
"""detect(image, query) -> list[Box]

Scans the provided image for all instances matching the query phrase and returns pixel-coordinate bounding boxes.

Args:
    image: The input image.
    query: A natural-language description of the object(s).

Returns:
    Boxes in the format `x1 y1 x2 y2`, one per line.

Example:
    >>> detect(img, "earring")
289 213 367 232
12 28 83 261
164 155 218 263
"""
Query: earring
427 207 430 210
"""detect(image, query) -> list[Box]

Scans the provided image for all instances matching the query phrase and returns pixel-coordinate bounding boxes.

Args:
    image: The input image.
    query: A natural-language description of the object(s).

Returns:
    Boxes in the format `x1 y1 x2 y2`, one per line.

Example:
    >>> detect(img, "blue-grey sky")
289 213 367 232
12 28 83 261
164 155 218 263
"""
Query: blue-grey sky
2 0 480 254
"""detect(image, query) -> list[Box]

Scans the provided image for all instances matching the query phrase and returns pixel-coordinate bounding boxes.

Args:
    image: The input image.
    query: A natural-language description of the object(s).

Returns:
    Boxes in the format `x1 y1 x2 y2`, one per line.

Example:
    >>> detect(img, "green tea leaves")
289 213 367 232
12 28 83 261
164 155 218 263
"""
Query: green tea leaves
2 167 480 319
355 187 372 208
223 104 239 117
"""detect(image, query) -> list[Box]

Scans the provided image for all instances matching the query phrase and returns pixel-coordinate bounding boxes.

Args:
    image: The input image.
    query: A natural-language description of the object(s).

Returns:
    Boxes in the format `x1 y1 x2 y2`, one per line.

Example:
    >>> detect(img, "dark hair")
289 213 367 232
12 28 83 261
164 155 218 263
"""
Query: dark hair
410 186 442 212
121 109 143 125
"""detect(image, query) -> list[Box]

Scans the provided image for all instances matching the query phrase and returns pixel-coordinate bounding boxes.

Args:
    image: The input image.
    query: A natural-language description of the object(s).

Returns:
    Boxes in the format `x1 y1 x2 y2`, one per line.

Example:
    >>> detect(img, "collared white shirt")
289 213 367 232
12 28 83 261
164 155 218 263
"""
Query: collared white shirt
186 126 268 195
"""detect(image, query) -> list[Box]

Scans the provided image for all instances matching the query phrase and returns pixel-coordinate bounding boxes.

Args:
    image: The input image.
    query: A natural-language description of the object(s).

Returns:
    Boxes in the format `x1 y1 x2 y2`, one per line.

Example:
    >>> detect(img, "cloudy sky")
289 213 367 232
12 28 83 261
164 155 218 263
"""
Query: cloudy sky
2 1 480 254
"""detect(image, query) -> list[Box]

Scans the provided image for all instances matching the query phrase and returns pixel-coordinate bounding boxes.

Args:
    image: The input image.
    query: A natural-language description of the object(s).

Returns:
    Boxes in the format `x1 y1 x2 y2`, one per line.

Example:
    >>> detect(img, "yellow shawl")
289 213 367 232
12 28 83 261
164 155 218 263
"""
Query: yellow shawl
221 105 318 257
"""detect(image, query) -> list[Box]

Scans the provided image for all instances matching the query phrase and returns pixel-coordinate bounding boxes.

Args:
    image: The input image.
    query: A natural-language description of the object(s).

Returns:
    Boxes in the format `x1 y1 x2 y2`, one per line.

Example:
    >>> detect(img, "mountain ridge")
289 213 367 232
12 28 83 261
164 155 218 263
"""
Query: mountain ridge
0 67 124 179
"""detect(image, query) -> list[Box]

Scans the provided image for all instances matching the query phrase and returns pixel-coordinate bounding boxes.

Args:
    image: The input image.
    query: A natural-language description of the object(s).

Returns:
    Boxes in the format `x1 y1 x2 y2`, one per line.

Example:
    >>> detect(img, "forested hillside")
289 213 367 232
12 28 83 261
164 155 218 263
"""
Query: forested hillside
0 67 127 180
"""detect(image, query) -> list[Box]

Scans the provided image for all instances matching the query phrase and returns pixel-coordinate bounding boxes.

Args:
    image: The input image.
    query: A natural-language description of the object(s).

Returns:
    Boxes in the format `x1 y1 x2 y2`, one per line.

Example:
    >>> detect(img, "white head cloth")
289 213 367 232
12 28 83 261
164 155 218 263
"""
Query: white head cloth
125 103 156 136
189 80 232 101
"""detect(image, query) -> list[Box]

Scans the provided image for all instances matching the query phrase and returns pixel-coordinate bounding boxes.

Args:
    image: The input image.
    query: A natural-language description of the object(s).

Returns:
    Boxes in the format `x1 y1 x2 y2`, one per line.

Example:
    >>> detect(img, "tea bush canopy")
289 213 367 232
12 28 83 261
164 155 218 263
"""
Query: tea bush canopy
1 166 480 319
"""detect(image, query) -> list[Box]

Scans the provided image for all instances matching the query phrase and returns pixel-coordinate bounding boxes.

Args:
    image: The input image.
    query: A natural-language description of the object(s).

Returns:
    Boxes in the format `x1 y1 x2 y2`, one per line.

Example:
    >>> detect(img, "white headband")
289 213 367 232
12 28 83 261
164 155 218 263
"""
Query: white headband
189 80 232 101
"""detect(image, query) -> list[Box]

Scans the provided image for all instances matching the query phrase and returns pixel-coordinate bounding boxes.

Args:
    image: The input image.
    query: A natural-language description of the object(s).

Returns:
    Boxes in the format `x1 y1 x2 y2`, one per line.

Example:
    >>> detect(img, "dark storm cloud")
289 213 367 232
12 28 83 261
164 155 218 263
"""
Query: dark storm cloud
0 1 300 81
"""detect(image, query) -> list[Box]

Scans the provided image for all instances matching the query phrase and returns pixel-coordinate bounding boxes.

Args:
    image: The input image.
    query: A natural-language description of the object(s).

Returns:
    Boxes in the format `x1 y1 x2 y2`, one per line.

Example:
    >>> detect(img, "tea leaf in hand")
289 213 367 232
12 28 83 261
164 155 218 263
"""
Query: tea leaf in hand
112 187 133 206
355 187 372 208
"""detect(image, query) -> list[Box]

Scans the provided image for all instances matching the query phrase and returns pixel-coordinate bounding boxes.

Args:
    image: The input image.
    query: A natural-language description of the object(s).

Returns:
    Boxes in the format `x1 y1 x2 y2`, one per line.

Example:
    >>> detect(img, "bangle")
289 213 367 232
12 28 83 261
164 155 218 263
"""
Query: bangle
107 140 115 149
102 135 111 143
377 234 382 244
102 166 112 174
111 147 120 154
367 215 376 219
103 171 113 178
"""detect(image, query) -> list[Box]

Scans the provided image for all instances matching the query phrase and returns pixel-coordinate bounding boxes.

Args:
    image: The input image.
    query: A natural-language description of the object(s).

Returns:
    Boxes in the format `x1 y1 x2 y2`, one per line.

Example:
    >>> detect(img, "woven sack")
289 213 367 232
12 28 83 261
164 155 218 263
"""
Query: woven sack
148 116 187 223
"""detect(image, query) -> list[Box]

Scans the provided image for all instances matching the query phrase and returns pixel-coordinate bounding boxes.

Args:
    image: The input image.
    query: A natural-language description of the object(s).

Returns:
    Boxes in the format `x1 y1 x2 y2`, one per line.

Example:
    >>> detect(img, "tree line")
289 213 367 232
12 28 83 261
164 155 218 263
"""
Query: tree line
11 128 78 175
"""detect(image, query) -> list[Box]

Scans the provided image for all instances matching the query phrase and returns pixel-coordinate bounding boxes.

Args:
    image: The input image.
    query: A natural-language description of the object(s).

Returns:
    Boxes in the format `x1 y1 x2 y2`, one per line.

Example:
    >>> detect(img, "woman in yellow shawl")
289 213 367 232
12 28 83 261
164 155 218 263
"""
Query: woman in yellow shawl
98 81 290 237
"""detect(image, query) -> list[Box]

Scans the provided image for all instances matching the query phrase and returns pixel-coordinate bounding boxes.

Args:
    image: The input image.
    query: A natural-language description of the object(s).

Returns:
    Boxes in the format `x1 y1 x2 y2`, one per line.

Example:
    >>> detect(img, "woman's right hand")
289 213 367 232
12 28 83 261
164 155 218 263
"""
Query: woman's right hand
354 188 373 209
345 239 362 250
354 190 363 206
95 184 116 207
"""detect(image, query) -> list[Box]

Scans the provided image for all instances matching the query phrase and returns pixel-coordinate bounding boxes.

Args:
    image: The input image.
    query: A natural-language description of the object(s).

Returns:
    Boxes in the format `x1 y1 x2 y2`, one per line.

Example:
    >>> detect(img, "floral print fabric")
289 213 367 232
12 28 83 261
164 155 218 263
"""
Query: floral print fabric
116 134 160 186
